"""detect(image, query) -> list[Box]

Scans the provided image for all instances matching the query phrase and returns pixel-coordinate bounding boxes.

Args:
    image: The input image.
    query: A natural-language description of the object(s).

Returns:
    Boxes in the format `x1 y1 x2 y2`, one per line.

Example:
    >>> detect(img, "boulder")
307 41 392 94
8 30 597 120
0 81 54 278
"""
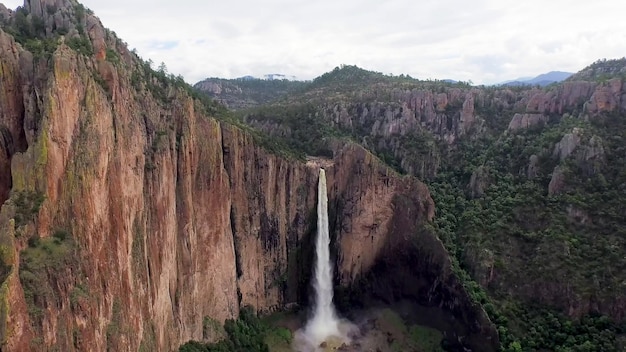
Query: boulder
553 128 582 161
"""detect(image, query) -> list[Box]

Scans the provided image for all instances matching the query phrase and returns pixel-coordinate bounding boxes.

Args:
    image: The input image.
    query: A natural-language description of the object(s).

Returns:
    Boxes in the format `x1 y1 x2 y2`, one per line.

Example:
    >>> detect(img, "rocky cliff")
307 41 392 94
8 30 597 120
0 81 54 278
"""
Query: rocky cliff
0 1 497 351
242 66 626 181
327 145 498 350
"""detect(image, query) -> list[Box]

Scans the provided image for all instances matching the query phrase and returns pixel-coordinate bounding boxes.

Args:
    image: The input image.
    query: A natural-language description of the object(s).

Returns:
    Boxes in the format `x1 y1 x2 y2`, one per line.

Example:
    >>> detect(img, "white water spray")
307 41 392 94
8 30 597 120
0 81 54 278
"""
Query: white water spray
294 169 356 351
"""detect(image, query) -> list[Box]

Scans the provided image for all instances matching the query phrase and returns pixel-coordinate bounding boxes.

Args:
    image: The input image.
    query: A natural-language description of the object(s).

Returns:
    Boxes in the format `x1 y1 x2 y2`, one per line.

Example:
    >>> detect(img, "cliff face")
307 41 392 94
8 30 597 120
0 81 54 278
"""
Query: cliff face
329 146 499 351
245 76 625 181
0 29 27 205
0 3 496 351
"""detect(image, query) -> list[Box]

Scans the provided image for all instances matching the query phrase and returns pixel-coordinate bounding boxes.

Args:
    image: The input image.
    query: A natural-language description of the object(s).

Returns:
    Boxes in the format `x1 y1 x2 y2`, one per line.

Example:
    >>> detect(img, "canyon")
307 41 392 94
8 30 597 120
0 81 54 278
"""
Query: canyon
0 1 498 351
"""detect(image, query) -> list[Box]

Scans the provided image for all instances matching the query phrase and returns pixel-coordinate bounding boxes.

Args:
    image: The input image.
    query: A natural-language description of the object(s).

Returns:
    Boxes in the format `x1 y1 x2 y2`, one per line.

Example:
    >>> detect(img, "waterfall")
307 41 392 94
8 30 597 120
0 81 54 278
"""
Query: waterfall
306 168 340 343
295 168 355 351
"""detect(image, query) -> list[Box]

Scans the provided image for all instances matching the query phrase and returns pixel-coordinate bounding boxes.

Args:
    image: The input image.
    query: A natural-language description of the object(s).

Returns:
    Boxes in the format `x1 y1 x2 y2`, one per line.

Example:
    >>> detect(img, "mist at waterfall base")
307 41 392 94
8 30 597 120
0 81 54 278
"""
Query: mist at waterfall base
293 169 358 351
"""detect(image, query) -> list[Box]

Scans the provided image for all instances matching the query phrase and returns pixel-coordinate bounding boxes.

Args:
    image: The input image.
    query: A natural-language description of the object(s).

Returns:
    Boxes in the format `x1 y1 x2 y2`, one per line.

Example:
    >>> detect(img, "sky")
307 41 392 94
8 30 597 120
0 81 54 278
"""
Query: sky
2 0 626 85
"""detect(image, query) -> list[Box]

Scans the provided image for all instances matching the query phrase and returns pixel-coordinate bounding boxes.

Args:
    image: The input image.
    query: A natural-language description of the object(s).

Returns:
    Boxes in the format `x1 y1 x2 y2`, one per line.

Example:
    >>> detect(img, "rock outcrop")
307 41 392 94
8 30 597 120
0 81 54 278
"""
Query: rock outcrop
579 135 605 175
194 80 239 96
508 113 548 131
585 78 626 114
548 166 566 196
553 128 582 160
552 129 606 176
0 5 10 25
527 154 540 179
468 166 490 198
314 88 481 144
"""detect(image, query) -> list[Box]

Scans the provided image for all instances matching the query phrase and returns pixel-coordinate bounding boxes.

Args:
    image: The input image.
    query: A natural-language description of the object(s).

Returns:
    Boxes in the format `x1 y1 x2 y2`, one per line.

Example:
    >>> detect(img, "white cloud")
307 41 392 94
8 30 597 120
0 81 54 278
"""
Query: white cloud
2 0 626 84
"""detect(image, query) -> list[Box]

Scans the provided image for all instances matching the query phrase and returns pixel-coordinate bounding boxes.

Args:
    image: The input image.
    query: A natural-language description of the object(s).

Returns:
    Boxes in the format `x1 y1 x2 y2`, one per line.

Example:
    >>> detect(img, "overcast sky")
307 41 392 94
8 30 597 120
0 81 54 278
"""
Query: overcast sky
3 0 626 84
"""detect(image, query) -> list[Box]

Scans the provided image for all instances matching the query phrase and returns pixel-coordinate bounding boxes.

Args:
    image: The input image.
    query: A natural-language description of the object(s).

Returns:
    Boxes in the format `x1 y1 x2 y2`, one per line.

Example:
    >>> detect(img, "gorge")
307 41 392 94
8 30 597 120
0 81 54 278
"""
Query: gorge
1 0 626 351
0 0 497 351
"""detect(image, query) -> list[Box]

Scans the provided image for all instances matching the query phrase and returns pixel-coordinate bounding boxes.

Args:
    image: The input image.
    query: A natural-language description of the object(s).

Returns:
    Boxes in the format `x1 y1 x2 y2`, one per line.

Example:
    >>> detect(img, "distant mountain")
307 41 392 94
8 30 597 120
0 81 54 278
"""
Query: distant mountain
499 76 533 85
263 73 298 81
195 66 477 110
193 77 306 110
236 74 299 81
499 71 573 87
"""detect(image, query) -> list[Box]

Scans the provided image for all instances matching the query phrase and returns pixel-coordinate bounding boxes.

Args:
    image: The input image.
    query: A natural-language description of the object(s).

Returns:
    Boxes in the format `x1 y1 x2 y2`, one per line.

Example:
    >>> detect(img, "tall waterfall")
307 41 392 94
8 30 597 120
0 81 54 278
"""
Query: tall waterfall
306 168 340 343
295 168 355 351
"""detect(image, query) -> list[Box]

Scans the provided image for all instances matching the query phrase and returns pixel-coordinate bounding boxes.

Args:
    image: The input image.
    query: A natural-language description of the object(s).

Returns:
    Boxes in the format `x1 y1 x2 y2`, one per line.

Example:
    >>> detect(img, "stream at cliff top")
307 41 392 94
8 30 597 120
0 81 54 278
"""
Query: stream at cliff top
293 168 357 351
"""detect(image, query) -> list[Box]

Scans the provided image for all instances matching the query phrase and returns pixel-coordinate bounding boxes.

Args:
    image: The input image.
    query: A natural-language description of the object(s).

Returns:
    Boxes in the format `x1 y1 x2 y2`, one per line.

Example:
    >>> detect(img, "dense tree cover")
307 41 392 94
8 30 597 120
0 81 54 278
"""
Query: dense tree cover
241 103 347 159
427 111 626 351
309 64 473 92
568 57 626 81
196 65 477 111
179 307 280 352
2 7 58 58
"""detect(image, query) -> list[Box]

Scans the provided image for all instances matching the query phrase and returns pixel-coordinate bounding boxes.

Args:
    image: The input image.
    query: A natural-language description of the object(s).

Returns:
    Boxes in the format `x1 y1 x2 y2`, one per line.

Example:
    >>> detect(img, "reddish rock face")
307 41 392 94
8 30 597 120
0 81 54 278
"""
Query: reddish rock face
0 30 27 205
0 130 11 204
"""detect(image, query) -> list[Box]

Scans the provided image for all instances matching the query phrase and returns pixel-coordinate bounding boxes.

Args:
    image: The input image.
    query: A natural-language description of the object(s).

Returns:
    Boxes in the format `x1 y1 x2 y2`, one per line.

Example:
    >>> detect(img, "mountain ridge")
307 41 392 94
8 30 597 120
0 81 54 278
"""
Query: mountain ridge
195 66 578 109
499 70 573 86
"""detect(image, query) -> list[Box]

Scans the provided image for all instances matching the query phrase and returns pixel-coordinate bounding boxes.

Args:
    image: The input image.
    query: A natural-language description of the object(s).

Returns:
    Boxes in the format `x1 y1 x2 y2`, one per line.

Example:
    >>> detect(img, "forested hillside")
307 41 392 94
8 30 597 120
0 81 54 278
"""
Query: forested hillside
225 62 626 351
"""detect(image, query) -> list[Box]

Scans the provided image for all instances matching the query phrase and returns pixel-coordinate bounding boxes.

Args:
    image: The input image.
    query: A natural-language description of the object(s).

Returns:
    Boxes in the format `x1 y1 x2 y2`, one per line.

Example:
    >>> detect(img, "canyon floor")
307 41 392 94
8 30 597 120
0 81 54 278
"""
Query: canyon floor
265 303 445 352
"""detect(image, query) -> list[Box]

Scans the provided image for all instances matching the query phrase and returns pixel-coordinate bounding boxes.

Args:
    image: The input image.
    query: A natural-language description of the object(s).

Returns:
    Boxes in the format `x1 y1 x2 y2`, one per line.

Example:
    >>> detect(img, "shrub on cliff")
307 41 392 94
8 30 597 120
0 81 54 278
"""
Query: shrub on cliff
19 233 76 327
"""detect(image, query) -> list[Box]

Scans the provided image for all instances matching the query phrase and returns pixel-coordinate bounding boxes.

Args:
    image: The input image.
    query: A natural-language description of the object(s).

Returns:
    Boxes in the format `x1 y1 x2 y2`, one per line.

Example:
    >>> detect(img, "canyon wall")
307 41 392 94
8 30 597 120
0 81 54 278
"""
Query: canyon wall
0 6 496 351
245 75 625 181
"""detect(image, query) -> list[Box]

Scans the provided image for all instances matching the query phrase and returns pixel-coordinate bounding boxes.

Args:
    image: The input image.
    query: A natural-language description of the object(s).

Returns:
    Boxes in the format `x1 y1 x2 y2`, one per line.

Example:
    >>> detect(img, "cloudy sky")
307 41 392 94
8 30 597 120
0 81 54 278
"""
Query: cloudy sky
3 0 626 84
